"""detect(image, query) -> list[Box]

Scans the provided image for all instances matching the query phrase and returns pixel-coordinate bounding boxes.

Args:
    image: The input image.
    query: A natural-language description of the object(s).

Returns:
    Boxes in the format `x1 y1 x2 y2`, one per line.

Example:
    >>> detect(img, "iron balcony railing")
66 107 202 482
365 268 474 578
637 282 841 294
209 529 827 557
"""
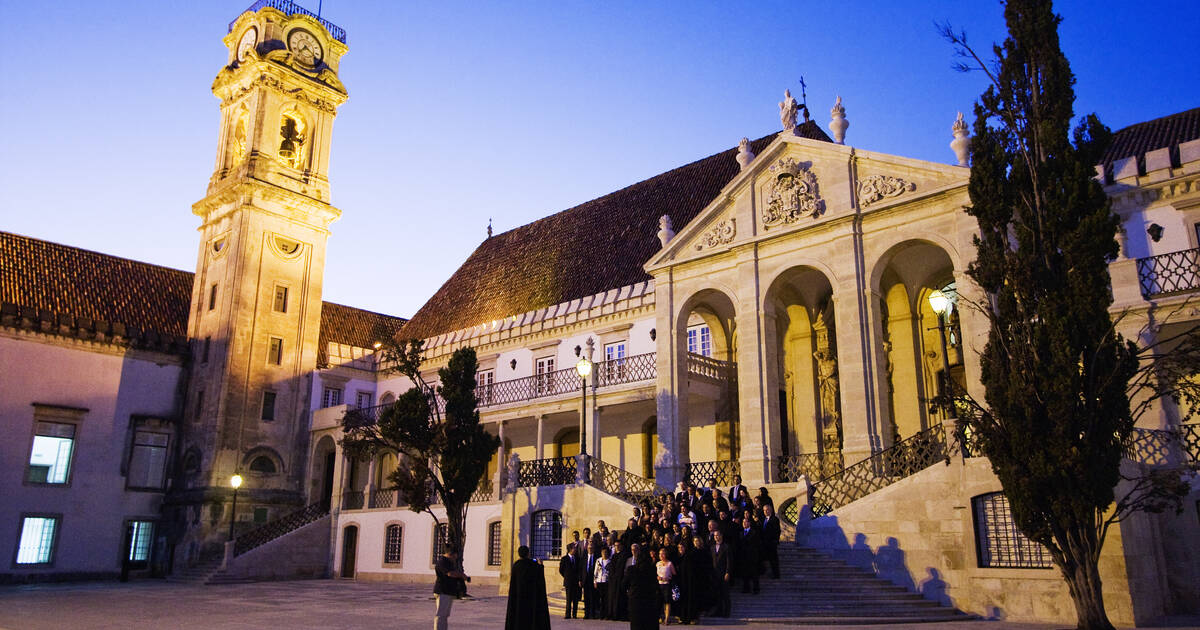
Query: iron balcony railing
517 456 577 487
589 457 671 504
233 501 328 556
685 460 741 488
1137 247 1200 298
369 487 397 509
1125 423 1200 467
810 423 949 517
230 0 348 44
342 490 365 510
777 451 845 483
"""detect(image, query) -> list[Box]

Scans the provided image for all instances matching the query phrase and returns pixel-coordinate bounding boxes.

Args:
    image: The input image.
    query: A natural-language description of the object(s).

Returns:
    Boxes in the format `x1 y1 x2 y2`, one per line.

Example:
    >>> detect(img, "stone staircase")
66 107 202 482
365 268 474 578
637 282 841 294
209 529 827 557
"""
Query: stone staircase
546 544 969 624
164 557 224 584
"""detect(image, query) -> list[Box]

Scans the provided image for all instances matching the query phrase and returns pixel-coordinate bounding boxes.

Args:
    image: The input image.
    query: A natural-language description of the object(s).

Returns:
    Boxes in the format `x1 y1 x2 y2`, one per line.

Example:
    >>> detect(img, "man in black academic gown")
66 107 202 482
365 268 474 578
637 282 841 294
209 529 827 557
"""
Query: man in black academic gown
607 540 631 620
710 531 733 618
505 546 551 630
761 504 781 579
738 515 761 594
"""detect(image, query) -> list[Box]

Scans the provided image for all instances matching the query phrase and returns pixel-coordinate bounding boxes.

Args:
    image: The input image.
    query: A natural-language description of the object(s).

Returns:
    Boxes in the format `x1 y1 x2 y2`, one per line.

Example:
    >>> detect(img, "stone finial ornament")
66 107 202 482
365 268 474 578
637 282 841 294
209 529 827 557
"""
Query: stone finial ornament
830 96 848 145
779 89 800 134
736 137 756 170
951 111 971 167
657 214 676 248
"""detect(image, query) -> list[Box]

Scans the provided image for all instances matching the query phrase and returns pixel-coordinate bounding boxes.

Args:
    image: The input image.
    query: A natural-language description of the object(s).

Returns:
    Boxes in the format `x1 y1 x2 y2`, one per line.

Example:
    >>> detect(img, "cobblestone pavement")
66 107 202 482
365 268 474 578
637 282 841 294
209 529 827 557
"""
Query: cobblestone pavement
0 580 1185 630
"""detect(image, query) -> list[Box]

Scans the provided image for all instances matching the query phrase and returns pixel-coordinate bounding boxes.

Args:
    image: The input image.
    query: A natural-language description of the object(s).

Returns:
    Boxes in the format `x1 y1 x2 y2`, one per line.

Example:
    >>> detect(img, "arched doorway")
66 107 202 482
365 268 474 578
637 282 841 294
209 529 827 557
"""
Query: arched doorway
340 525 358 578
554 428 580 459
311 436 337 511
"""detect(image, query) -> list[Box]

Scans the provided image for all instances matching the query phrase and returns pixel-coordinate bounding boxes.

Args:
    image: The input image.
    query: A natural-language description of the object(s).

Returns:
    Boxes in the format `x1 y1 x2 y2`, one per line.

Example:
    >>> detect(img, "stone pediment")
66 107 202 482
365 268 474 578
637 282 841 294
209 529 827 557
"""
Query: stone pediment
646 134 969 271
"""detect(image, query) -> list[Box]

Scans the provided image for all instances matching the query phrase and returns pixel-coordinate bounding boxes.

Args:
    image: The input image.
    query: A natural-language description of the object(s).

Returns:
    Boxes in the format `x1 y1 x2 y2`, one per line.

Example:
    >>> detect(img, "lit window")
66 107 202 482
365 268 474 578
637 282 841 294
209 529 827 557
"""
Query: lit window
261 391 276 421
487 521 502 566
322 387 343 408
535 356 555 395
432 523 449 564
127 521 154 563
604 341 627 380
268 337 283 365
355 391 373 409
27 422 75 484
687 324 712 357
16 516 59 565
530 510 562 560
208 284 218 311
273 285 289 313
127 431 169 490
384 524 403 565
972 492 1053 569
476 370 494 404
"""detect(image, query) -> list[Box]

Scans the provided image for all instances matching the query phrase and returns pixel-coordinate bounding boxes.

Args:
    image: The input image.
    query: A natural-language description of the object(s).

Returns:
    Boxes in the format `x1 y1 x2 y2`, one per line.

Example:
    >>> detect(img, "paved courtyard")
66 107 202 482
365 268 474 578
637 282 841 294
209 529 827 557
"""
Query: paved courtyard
0 580 1186 630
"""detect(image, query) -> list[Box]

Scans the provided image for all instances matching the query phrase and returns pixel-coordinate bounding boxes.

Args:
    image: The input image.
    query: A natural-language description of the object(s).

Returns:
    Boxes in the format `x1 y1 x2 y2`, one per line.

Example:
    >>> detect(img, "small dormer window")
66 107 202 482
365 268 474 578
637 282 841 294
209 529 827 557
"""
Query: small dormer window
278 112 306 169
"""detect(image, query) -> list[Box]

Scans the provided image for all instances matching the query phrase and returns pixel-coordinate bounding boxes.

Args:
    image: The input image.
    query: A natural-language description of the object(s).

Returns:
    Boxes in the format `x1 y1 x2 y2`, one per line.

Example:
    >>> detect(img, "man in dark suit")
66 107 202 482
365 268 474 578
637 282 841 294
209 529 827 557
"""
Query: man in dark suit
607 540 630 621
738 515 761 594
710 531 733 617
728 474 749 508
581 541 598 618
558 542 581 618
761 504 781 579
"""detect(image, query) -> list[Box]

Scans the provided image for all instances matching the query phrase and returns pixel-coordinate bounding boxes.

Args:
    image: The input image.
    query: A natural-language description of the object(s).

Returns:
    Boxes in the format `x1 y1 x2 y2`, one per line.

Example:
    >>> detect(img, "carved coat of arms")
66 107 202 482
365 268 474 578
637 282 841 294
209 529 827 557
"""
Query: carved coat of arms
762 158 824 228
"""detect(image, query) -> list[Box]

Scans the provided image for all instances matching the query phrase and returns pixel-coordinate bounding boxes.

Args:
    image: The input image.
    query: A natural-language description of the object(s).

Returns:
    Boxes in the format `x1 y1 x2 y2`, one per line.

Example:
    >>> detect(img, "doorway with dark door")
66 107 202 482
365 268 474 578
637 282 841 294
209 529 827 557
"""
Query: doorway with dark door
321 451 336 511
341 525 358 578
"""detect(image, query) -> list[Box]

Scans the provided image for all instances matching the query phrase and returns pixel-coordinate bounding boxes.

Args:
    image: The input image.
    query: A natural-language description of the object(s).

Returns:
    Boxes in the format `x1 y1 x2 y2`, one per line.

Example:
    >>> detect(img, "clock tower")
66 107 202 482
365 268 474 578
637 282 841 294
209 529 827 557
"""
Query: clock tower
174 2 348 558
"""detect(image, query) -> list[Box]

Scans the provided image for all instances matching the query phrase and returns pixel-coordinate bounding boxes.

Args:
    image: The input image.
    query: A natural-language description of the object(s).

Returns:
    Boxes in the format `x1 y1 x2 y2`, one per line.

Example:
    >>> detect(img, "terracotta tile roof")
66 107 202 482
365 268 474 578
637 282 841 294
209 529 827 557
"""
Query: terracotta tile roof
0 231 405 359
1102 106 1200 170
400 123 831 341
317 301 407 367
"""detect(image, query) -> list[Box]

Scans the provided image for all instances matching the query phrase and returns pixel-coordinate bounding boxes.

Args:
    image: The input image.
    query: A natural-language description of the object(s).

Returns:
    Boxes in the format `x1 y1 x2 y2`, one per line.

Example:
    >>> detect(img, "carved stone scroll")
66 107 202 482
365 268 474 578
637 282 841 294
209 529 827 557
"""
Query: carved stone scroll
857 175 915 206
695 218 736 251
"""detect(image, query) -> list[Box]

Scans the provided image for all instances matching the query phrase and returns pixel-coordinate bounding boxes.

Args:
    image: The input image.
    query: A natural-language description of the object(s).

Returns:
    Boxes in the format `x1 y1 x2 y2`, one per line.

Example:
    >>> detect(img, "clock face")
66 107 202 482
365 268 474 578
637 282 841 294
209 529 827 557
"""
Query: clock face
237 27 258 61
287 29 323 66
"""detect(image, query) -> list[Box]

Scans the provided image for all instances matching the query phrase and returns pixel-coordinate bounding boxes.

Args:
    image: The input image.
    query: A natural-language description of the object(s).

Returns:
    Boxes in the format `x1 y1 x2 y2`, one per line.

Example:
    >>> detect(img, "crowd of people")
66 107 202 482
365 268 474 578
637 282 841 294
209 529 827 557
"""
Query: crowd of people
552 475 783 628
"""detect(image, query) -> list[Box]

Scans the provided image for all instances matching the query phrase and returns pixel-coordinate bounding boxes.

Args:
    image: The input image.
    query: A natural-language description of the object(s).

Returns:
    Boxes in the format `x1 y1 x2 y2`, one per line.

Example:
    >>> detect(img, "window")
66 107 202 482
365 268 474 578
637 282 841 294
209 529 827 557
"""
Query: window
208 283 218 311
535 356 555 395
202 337 211 363
322 387 343 408
249 456 277 474
487 521 502 566
127 431 169 490
972 492 1053 569
16 516 59 565
273 285 289 313
278 112 306 169
432 523 449 564
261 391 277 421
687 324 712 357
476 370 494 404
384 524 403 565
530 510 562 560
268 337 284 365
604 341 627 380
27 422 75 484
127 520 154 563
355 391 373 409
253 507 269 524
194 390 205 422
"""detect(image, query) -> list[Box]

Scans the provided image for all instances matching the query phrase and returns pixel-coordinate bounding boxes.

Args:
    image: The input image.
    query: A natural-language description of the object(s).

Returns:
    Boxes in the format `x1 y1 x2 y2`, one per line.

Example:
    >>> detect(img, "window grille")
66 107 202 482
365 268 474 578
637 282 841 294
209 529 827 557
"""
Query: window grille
16 516 59 564
127 521 154 563
322 387 343 408
972 492 1053 569
384 524 403 564
530 510 562 560
432 523 449 564
487 521 502 566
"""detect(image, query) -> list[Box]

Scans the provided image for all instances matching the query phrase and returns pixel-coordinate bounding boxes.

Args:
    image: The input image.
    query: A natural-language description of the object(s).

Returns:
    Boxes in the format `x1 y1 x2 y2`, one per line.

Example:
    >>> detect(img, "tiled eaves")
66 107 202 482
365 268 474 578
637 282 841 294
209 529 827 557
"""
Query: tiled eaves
0 301 189 355
419 280 656 360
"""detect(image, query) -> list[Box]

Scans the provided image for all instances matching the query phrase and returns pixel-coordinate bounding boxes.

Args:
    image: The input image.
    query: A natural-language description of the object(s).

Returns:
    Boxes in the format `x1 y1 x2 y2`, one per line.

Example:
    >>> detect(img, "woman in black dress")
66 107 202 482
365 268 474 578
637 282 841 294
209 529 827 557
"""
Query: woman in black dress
623 546 660 630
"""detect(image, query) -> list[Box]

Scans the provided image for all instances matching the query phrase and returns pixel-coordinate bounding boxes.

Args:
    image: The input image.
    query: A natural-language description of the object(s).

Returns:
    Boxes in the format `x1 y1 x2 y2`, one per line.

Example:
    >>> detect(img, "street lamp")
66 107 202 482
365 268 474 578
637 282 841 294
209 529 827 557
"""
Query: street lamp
576 358 592 458
927 289 954 419
228 473 243 542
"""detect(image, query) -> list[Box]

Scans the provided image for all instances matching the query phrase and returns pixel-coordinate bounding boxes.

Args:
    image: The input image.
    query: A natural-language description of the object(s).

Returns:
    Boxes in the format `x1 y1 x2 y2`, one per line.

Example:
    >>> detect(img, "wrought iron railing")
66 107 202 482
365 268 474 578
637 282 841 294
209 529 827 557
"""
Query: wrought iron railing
596 353 657 388
1183 423 1200 464
342 490 365 510
810 424 948 517
370 487 398 509
233 501 328 556
777 452 844 483
686 353 736 381
685 460 741 488
1137 247 1200 298
1124 423 1200 467
230 0 348 44
517 456 577 487
470 478 495 503
589 458 670 504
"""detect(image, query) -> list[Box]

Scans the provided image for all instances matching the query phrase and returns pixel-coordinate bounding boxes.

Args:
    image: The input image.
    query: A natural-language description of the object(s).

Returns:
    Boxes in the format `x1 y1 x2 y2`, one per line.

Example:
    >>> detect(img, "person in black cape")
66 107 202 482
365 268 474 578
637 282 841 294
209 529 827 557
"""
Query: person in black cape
623 546 660 630
505 546 551 630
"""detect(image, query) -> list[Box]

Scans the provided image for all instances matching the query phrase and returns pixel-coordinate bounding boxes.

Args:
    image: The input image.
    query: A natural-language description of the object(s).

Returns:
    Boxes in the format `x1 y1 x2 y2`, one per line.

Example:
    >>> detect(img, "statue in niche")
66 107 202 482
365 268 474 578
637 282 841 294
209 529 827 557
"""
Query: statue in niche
231 112 249 165
779 89 799 133
814 348 841 448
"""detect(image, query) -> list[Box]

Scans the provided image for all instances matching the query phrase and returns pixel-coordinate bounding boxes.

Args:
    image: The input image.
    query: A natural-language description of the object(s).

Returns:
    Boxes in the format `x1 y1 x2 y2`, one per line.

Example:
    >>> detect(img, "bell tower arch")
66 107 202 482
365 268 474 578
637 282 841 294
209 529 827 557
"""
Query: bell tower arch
175 2 348 558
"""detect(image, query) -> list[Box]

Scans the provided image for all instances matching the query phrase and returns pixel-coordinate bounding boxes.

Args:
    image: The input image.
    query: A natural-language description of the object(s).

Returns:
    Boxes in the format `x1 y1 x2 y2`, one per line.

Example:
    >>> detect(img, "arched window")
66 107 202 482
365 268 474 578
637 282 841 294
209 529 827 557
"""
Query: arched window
278 111 306 169
248 455 277 474
531 510 562 560
380 392 396 405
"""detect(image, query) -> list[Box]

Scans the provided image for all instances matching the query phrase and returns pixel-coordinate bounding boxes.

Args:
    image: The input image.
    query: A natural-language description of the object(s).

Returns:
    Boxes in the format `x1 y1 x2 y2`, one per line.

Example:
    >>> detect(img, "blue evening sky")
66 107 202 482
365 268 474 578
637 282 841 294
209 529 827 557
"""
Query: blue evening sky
1 1 1196 319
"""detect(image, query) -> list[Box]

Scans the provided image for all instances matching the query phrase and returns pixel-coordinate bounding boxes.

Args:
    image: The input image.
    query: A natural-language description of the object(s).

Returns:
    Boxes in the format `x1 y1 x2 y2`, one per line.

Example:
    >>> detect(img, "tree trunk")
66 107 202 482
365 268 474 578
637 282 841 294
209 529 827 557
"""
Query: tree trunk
447 500 467 556
1060 539 1114 630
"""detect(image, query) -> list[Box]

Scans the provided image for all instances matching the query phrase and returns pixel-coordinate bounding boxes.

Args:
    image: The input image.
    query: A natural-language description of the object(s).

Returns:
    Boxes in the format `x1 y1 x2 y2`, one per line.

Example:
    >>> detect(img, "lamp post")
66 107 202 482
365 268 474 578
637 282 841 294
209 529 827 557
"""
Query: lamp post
576 358 592 458
927 289 954 419
228 473 243 542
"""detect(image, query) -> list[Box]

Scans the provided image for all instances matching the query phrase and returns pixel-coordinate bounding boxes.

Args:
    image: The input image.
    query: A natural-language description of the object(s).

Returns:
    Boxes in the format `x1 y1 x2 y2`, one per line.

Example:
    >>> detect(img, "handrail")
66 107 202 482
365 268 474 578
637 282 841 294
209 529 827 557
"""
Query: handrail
1136 247 1200 298
685 460 741 488
588 457 671 503
1125 423 1200 467
230 0 348 44
777 452 844 483
810 424 948 517
686 353 736 380
233 501 328 556
517 456 577 487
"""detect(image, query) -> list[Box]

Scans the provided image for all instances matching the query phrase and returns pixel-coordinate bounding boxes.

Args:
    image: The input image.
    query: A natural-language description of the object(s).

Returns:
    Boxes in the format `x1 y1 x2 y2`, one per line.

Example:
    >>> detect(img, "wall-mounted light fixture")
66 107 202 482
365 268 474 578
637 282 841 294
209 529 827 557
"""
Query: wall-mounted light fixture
1147 223 1164 242
510 358 517 370
649 328 657 341
574 345 582 357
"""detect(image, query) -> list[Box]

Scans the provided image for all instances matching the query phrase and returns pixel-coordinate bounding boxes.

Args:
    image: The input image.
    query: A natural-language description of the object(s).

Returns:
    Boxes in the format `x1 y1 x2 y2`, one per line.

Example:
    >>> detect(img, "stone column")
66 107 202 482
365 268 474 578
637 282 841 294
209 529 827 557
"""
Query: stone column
734 257 771 486
832 281 880 466
863 287 896 450
495 420 507 497
654 273 688 487
363 455 378 508
590 405 603 463
535 414 545 460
